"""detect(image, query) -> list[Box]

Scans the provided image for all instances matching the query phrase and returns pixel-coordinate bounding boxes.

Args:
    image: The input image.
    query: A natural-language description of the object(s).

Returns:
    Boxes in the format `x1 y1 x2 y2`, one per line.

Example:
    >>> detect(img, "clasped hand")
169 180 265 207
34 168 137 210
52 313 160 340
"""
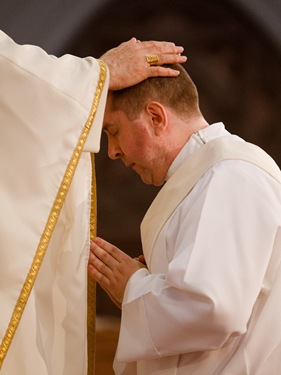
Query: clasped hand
88 237 147 309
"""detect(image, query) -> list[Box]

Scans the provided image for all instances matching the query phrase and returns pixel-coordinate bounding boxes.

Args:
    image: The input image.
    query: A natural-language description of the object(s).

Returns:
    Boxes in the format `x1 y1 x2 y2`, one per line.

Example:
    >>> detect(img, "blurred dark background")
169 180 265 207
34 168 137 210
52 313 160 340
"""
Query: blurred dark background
1 0 281 317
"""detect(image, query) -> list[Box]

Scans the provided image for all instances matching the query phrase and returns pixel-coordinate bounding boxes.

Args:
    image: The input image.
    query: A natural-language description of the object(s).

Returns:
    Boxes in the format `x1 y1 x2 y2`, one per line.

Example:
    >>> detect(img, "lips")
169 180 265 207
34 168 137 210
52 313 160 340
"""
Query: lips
130 163 138 173
123 160 135 169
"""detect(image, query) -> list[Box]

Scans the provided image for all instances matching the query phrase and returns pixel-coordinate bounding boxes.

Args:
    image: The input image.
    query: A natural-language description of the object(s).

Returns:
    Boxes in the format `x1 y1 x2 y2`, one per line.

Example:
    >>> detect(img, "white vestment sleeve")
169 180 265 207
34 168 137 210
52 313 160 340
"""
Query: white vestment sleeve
0 30 108 374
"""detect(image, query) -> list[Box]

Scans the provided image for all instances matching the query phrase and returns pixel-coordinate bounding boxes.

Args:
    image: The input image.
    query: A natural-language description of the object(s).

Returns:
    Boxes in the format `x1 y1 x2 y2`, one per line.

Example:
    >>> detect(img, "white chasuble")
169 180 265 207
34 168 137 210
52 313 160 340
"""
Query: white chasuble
0 30 109 374
115 126 281 375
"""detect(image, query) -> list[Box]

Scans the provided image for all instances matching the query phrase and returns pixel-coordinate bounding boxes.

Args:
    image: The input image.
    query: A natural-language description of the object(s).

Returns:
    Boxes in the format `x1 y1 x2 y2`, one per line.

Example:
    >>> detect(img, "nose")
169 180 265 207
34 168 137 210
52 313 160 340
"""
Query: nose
108 138 122 160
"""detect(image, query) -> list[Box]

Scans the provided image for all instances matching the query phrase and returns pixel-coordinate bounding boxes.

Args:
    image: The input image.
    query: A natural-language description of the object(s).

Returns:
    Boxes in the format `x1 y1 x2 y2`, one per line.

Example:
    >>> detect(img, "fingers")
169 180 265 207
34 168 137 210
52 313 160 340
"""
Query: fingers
88 238 132 304
123 38 186 65
135 255 147 265
89 238 119 270
88 252 112 288
147 66 181 77
88 238 116 285
137 40 184 54
136 40 187 66
92 237 129 263
150 53 187 67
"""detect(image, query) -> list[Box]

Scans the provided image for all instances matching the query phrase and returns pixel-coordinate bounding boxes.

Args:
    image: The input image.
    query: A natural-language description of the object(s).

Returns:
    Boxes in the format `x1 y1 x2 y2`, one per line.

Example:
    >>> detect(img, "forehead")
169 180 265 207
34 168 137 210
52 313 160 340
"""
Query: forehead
103 105 128 131
103 92 142 130
103 95 117 126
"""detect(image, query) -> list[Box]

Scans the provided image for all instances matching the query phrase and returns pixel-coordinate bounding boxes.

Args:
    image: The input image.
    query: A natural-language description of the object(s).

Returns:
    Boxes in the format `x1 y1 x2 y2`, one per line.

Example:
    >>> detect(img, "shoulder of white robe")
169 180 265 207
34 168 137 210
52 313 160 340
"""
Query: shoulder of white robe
141 137 281 268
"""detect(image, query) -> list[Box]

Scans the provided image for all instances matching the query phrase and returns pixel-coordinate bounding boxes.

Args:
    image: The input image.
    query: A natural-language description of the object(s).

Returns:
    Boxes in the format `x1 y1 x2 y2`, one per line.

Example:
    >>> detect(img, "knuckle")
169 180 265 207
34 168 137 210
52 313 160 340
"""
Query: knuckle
108 245 119 259
99 262 107 273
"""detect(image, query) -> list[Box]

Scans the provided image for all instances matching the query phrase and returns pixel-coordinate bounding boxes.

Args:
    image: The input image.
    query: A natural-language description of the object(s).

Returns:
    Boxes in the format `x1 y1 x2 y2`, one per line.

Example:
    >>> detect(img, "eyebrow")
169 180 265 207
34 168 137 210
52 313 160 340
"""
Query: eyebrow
102 123 116 133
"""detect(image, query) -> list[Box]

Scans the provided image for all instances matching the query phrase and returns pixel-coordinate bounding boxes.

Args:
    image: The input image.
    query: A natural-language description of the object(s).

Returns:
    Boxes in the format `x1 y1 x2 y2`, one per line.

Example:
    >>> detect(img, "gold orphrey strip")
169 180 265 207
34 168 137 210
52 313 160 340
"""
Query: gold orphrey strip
87 153 97 375
0 60 107 369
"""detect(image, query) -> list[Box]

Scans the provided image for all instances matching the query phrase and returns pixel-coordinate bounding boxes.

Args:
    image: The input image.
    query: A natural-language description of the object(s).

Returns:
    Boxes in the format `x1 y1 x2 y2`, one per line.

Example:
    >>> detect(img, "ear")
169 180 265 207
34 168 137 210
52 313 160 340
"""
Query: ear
145 101 168 136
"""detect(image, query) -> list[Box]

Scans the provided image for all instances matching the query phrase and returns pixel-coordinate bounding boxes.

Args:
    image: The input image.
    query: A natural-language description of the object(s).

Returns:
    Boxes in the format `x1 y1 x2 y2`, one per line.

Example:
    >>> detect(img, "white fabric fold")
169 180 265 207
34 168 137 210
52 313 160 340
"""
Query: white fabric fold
0 30 108 374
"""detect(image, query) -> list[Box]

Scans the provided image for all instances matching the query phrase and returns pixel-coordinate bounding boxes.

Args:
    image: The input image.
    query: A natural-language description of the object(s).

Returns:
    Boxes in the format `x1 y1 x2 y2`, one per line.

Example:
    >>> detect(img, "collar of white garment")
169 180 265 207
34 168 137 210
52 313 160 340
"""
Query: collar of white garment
165 122 242 181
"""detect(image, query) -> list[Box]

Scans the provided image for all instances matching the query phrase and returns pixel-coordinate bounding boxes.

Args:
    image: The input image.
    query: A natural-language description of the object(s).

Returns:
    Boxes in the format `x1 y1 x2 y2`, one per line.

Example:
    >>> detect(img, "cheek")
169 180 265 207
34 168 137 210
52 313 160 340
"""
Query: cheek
124 125 156 164
125 135 150 158
134 140 154 163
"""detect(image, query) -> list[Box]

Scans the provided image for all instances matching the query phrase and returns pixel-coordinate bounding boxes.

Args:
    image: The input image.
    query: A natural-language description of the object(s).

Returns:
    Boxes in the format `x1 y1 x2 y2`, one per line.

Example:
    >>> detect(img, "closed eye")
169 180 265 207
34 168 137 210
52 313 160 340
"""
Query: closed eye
103 125 118 137
109 130 118 136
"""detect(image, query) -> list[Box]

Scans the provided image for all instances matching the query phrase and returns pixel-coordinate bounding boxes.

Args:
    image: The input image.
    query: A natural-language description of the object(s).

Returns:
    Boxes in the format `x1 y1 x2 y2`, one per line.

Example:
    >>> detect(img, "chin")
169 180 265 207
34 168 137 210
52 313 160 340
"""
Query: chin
140 177 153 185
138 173 153 185
153 180 165 187
140 175 165 187
138 170 165 186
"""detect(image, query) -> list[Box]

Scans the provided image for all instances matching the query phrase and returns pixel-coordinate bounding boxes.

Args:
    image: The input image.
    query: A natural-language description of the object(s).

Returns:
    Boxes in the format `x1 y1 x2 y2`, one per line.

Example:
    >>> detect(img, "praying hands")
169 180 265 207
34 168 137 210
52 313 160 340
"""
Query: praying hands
88 237 147 309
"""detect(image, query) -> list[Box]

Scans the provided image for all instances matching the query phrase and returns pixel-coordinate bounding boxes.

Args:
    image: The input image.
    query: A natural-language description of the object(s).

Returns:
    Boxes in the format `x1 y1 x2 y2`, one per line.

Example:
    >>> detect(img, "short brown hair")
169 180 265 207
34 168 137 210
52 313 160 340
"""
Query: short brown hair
109 64 200 119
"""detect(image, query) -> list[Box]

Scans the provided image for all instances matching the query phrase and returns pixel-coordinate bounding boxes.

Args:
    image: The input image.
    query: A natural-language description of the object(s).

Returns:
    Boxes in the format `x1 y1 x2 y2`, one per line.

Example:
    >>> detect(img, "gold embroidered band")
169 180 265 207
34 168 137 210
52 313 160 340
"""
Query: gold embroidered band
87 153 97 375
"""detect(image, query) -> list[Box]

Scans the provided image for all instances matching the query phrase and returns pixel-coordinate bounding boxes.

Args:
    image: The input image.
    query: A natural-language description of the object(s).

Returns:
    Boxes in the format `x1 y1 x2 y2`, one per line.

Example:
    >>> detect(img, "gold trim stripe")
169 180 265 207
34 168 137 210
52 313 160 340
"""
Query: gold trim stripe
87 153 97 375
0 60 107 368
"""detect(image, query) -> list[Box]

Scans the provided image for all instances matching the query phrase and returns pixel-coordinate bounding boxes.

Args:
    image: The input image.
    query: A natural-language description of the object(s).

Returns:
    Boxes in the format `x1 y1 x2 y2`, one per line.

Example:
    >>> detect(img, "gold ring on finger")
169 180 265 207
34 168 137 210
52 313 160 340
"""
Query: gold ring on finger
146 54 159 65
